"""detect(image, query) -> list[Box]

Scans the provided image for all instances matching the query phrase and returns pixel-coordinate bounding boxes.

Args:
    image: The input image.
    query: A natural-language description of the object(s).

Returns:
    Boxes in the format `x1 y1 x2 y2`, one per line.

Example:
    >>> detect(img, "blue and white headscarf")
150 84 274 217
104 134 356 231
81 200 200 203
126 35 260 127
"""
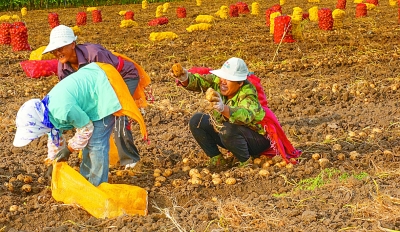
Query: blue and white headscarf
13 99 52 147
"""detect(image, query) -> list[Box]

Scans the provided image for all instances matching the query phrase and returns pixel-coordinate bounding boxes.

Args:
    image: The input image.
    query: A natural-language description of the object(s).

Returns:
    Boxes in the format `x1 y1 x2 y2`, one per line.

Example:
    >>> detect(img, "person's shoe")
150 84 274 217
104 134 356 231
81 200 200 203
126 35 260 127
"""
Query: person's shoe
209 154 226 166
124 162 137 170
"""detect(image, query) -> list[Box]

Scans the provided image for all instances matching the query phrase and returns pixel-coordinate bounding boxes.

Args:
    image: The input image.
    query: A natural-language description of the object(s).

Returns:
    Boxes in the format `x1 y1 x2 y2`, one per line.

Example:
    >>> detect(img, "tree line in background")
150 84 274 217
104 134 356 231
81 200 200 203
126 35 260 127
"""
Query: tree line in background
0 0 176 11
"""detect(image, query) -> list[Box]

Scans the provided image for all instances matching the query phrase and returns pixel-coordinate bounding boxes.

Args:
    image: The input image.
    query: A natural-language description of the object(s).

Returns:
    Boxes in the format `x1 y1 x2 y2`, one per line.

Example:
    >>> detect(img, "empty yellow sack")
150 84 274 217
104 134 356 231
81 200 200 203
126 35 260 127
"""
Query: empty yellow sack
186 23 212 32
142 0 148 9
149 32 178 41
29 46 56 60
51 162 148 219
309 6 319 22
195 15 214 23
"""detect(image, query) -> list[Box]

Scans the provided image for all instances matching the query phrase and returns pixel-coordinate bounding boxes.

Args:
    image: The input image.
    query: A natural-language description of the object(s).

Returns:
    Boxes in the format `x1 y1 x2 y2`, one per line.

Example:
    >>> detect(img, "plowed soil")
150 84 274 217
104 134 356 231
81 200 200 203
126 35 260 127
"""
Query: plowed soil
1 0 400 231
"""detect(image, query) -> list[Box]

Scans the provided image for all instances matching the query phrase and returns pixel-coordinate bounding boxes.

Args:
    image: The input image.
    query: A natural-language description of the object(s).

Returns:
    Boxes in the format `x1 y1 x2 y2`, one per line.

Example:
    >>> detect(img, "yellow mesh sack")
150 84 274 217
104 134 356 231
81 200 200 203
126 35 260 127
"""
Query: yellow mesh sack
142 0 148 9
21 7 27 17
308 0 320 2
29 46 56 60
365 3 376 10
215 6 229 19
269 12 281 35
149 32 178 41
163 3 170 13
156 5 163 17
71 25 81 36
389 0 397 6
280 0 286 5
196 0 202 6
120 19 138 28
332 9 345 28
87 7 97 12
0 15 11 21
309 6 319 22
251 2 259 15
51 162 148 219
195 15 214 23
186 23 212 32
354 0 363 3
292 7 303 22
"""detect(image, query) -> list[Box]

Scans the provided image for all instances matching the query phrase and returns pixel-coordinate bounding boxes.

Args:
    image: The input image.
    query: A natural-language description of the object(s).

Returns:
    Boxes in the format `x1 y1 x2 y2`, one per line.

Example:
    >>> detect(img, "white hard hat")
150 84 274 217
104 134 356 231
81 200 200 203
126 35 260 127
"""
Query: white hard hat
42 25 77 54
210 57 249 81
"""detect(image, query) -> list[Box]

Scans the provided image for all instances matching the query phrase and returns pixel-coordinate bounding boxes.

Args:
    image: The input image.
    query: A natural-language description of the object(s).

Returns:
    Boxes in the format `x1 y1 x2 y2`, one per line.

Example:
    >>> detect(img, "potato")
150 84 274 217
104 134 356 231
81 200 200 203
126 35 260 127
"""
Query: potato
225 177 236 185
212 177 222 185
172 62 184 77
21 184 31 193
205 88 220 102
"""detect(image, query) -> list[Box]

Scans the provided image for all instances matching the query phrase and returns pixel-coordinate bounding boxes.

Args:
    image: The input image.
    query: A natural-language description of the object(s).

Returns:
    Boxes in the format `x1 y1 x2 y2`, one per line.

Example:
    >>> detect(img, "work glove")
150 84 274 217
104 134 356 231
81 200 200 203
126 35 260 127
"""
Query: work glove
55 147 72 162
205 88 224 112
171 62 188 82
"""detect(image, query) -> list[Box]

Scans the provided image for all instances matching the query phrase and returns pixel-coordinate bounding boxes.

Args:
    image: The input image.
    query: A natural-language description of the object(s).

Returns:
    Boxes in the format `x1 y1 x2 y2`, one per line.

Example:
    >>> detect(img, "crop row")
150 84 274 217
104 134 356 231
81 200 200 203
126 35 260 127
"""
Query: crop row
0 0 177 11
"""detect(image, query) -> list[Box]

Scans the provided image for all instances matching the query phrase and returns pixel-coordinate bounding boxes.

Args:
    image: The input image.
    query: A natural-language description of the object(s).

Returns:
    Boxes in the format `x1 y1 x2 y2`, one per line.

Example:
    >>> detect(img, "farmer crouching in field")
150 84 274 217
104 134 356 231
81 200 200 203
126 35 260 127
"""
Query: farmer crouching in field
42 25 150 169
171 57 301 167
13 62 147 186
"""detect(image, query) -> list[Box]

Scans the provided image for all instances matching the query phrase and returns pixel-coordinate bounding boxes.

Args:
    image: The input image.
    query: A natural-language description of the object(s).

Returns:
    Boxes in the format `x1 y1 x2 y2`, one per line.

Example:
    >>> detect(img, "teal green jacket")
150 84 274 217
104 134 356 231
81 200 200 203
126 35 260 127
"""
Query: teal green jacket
47 63 121 130
185 73 266 135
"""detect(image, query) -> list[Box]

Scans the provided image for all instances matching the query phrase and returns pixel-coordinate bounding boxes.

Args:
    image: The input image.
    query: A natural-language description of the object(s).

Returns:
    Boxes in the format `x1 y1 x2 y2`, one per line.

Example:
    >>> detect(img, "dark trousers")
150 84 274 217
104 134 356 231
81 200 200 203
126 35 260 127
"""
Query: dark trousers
188 113 271 162
114 78 140 165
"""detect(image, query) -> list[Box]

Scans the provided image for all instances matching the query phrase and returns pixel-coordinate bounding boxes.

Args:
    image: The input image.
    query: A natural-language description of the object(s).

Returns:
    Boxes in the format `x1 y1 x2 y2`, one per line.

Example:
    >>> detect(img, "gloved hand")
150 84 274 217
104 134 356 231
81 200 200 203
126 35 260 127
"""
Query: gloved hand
55 147 72 162
171 62 188 82
205 88 224 112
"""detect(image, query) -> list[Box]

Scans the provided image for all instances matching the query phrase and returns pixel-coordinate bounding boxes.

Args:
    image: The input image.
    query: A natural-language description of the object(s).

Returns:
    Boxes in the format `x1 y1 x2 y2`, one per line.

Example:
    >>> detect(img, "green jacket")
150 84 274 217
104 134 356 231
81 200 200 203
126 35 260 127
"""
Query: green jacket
185 73 266 135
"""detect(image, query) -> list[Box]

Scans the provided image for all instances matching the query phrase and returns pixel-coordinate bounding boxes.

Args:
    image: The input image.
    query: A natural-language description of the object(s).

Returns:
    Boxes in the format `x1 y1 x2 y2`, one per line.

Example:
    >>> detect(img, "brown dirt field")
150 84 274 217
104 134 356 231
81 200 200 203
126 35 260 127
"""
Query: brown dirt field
1 0 400 231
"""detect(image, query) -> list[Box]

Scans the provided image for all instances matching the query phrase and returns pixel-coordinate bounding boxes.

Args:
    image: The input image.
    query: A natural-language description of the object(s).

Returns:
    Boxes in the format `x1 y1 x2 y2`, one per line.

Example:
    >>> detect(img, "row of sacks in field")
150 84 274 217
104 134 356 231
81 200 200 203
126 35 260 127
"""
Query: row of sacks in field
265 0 392 44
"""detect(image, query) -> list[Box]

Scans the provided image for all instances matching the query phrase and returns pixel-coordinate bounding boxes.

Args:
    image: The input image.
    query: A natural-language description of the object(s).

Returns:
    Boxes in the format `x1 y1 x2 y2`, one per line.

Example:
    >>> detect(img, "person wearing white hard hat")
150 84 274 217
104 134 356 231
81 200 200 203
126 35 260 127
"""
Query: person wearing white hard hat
170 57 272 167
42 25 150 170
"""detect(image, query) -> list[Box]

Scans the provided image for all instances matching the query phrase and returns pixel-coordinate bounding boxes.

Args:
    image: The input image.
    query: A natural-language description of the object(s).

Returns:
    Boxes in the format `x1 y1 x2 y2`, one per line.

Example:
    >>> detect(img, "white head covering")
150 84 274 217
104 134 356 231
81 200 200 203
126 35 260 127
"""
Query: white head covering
210 57 249 81
42 25 77 54
13 99 51 147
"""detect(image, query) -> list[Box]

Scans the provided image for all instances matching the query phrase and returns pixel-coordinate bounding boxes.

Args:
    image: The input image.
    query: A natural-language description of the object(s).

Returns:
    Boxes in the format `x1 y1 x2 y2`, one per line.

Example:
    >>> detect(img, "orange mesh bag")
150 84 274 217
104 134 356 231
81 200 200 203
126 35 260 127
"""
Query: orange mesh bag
111 52 151 109
51 162 148 218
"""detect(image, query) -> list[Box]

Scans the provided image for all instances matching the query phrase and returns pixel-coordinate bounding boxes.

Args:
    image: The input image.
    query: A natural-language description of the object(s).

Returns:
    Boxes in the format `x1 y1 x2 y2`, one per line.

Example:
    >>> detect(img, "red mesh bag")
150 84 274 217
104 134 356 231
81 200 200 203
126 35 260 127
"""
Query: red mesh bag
92 10 102 23
76 12 87 26
188 67 212 75
366 0 378 5
48 13 60 29
398 8 400 24
20 59 58 78
302 13 309 20
10 23 31 51
125 11 134 20
273 15 295 44
0 23 12 45
148 17 169 26
265 5 282 26
318 8 333 31
229 5 239 17
236 2 250 14
355 4 367 18
176 7 186 18
336 0 347 9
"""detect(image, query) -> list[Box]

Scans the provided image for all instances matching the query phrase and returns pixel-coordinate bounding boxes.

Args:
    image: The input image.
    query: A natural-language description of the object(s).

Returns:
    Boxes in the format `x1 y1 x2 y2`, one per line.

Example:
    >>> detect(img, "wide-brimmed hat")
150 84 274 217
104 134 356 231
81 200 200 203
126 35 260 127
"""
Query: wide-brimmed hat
13 99 51 147
210 57 249 81
42 25 77 54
